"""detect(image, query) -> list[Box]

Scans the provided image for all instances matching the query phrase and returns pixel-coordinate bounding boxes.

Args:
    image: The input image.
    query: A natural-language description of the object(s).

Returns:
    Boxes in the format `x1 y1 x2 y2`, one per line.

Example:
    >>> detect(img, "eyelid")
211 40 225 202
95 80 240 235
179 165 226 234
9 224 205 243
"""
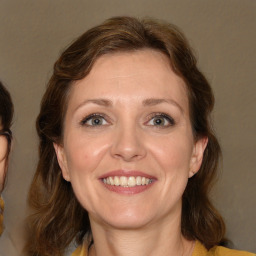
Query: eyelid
79 112 175 127
144 112 175 126
80 113 111 126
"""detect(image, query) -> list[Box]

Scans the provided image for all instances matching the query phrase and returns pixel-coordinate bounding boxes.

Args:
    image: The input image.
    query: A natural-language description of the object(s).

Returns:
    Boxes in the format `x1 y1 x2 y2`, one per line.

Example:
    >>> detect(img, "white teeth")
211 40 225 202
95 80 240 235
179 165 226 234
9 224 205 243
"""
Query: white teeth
120 176 128 186
114 176 120 186
103 176 153 187
136 176 142 185
109 177 114 185
128 177 136 187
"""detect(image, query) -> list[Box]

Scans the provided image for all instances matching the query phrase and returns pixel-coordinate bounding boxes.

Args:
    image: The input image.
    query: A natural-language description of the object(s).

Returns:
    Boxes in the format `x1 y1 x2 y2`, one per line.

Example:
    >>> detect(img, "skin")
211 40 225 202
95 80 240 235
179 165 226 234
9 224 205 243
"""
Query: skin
0 123 8 192
55 49 208 256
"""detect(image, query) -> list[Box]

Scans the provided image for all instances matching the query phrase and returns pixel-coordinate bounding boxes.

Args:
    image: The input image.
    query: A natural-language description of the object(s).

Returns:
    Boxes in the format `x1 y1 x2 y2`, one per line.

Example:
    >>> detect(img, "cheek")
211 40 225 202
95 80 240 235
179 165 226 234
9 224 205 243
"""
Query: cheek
148 133 194 174
0 138 8 188
0 137 8 162
0 160 6 187
65 133 110 178
64 134 111 212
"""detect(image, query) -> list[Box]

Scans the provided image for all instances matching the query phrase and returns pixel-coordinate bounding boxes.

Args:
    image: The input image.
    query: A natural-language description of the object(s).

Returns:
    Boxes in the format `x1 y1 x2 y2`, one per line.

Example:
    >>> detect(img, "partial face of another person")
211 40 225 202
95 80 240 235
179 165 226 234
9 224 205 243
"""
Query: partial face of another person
0 123 8 191
55 49 207 230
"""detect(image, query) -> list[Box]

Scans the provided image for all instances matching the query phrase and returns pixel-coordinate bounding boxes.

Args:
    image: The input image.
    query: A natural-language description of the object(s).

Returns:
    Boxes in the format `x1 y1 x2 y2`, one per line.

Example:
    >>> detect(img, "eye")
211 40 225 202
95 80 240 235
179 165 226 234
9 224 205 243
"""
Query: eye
146 113 175 127
80 114 108 127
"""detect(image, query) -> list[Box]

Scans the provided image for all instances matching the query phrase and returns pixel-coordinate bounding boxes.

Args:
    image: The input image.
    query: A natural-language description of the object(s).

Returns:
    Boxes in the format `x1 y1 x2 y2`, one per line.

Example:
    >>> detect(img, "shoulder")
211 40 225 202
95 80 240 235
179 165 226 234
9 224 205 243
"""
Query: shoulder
71 244 87 256
210 246 255 256
193 241 255 256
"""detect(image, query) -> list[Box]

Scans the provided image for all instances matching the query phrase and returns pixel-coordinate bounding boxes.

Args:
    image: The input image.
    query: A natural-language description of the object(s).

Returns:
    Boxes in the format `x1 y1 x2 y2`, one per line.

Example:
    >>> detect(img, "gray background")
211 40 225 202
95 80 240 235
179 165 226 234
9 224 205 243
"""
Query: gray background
0 0 255 255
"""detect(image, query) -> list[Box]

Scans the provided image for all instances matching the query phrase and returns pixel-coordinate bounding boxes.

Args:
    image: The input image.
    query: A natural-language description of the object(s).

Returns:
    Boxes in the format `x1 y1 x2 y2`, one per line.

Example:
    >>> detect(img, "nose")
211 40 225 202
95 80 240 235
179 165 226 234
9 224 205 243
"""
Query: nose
110 124 146 162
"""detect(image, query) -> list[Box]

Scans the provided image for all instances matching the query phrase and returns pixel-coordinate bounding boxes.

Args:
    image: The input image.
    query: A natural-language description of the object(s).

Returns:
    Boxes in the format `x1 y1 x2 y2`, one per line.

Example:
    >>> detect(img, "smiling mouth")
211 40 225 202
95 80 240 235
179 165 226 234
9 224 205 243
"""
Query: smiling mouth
102 176 153 187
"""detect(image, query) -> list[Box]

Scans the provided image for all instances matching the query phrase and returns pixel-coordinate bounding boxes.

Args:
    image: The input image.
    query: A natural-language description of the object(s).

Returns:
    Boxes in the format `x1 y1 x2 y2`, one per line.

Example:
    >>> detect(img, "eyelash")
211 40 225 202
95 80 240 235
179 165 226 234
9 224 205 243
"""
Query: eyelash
80 112 175 128
80 113 109 127
145 113 175 128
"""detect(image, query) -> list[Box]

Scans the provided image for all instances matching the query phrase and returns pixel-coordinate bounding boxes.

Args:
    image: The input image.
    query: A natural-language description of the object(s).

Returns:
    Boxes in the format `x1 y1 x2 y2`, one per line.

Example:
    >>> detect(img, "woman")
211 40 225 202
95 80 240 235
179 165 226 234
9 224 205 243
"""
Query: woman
0 81 13 236
26 17 254 256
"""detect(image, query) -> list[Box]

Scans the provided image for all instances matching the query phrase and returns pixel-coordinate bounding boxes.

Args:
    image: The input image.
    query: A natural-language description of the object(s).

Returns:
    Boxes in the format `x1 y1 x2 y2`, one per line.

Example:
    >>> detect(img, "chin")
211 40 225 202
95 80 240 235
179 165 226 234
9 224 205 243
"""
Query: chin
105 216 152 230
91 206 154 230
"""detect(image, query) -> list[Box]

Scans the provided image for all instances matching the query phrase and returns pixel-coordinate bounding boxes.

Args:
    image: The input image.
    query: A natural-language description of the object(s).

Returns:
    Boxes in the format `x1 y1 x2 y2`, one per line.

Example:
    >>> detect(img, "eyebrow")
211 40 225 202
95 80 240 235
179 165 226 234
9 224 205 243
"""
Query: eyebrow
75 99 113 111
142 98 184 113
75 98 183 113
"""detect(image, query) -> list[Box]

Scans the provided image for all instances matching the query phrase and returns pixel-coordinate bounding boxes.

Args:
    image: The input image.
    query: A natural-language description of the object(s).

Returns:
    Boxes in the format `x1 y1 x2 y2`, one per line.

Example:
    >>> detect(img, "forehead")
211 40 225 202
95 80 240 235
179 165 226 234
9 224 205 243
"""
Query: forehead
68 49 189 110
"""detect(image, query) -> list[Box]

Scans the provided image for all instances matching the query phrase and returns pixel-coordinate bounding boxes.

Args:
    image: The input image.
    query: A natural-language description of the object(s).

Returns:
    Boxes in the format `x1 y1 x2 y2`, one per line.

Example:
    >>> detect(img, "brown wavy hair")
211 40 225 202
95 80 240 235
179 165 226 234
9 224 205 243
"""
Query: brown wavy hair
26 16 226 255
0 81 14 192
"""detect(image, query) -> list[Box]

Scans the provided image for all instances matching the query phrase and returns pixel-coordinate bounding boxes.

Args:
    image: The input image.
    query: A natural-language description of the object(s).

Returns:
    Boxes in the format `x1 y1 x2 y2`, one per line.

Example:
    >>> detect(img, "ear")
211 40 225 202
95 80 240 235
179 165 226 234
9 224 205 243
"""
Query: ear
53 143 71 181
189 137 208 178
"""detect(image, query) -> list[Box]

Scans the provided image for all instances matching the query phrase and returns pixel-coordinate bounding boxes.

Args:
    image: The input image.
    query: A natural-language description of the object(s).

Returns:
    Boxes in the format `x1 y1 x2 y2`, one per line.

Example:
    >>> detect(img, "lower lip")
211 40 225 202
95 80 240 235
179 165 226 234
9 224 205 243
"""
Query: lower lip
101 182 155 195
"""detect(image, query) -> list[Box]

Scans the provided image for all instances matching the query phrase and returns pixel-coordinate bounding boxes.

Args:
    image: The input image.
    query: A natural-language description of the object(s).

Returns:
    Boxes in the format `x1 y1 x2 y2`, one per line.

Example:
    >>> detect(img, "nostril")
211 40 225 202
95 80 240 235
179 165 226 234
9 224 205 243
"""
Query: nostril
110 127 146 161
111 147 146 162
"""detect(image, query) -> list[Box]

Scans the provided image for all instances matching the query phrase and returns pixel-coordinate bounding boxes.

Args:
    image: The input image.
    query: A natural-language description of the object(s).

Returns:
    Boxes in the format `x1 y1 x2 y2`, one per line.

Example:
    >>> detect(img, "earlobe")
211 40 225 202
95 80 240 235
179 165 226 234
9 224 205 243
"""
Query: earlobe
53 143 71 182
189 137 208 178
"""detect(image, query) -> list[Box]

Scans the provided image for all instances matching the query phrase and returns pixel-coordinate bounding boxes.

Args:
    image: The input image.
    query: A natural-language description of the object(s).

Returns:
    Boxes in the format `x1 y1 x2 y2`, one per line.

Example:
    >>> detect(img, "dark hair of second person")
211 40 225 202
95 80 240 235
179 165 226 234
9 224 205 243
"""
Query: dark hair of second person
0 81 14 235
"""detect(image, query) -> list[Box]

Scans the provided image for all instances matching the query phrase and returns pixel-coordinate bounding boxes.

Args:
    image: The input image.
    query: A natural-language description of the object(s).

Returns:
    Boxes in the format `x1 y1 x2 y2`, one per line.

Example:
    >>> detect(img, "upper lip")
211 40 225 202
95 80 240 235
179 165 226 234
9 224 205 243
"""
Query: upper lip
99 170 157 180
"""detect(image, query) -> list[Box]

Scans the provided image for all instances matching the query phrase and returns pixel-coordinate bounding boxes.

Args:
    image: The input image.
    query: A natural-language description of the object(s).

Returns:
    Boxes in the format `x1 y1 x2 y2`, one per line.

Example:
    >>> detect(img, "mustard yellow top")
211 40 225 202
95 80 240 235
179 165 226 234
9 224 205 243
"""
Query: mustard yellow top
0 196 4 235
192 240 255 256
72 240 255 256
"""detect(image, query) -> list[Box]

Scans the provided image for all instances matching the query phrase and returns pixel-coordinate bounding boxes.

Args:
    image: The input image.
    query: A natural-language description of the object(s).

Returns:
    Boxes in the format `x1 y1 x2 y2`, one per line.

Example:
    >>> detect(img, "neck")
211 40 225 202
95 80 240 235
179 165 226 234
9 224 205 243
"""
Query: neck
89 214 194 256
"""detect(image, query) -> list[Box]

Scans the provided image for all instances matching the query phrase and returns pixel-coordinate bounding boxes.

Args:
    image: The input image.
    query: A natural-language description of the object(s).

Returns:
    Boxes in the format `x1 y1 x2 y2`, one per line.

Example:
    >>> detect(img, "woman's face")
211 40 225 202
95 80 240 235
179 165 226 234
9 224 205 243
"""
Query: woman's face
0 122 8 191
55 49 207 230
